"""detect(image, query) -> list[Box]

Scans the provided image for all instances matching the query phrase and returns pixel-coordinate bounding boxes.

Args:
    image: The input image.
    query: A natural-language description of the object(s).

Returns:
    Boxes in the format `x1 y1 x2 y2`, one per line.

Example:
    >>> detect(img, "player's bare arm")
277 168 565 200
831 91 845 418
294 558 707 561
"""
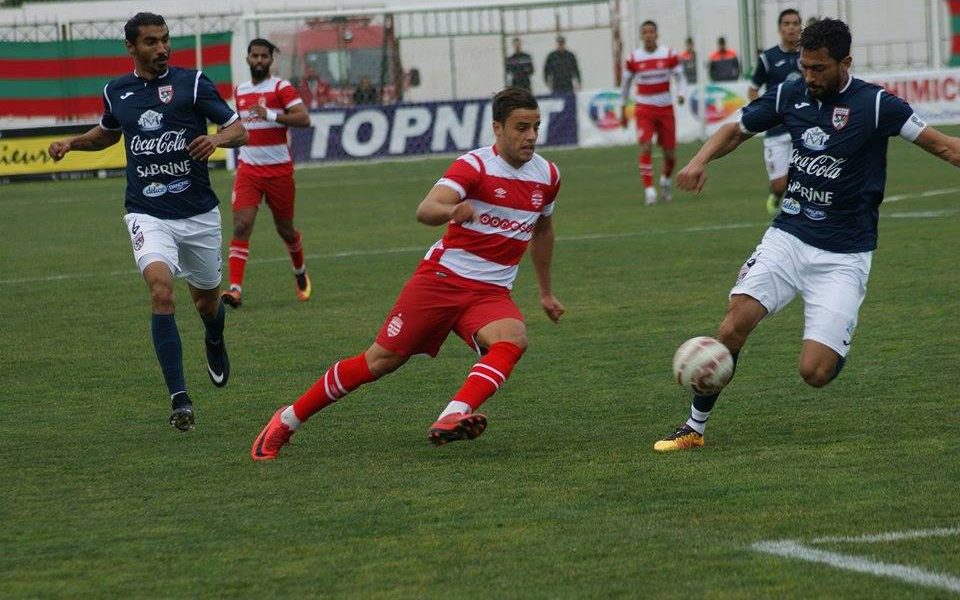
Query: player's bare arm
248 103 311 128
187 119 247 161
677 122 754 193
47 126 121 161
912 126 960 167
529 215 564 323
416 184 474 226
747 86 759 101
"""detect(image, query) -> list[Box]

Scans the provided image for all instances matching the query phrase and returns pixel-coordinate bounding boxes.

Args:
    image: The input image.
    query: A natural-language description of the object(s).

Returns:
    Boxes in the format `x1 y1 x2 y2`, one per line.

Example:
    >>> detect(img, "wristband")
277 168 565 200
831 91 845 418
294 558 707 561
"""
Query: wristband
265 109 278 122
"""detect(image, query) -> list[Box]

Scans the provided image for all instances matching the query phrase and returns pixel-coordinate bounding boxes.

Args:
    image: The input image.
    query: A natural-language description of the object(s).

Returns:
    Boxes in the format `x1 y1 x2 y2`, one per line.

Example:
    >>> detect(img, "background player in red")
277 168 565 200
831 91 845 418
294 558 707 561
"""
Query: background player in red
251 87 565 460
620 20 687 206
222 38 312 308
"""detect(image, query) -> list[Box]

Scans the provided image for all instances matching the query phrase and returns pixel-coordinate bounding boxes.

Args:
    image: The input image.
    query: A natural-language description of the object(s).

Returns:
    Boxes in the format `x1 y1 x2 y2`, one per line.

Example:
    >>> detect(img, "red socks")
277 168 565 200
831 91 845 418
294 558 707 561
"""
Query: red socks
292 353 376 422
453 341 524 411
228 239 249 289
639 152 653 188
286 231 305 271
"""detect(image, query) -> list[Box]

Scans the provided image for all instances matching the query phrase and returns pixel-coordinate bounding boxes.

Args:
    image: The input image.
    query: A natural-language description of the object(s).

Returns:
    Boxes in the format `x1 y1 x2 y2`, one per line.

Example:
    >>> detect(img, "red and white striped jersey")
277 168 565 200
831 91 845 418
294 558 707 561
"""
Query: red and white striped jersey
426 146 561 289
622 45 687 107
235 76 303 177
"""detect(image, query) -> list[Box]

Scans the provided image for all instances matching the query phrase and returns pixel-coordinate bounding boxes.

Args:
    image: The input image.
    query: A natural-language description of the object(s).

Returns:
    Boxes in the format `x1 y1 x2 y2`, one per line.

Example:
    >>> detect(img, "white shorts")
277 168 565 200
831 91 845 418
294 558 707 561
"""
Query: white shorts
762 133 791 180
730 227 872 357
123 208 223 290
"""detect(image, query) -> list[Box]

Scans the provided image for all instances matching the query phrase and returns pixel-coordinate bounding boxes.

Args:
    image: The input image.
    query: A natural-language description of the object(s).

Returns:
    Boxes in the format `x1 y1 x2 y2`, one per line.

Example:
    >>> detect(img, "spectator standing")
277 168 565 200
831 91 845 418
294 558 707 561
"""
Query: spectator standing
505 37 535 91
543 36 581 94
709 36 741 81
352 76 380 105
679 36 697 83
299 66 332 109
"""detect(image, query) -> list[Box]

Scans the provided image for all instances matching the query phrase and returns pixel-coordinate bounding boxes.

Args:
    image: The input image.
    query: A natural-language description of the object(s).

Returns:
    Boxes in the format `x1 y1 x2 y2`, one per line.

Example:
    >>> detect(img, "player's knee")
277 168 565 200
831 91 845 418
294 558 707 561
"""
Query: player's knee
799 362 834 388
770 179 787 196
716 320 748 353
502 334 528 353
150 286 175 312
366 351 405 378
233 221 254 239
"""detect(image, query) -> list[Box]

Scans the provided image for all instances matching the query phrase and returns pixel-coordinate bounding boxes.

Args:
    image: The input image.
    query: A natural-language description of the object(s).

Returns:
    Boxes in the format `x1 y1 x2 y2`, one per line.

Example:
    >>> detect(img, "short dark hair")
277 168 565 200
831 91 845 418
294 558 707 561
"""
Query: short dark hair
641 20 657 31
800 17 851 61
124 12 166 44
493 87 538 124
248 38 277 55
778 8 801 26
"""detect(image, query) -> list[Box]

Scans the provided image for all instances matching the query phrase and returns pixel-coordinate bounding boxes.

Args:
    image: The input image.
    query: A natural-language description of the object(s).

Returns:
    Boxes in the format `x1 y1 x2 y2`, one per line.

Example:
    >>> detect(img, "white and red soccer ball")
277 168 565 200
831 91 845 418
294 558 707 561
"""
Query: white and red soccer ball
672 336 735 395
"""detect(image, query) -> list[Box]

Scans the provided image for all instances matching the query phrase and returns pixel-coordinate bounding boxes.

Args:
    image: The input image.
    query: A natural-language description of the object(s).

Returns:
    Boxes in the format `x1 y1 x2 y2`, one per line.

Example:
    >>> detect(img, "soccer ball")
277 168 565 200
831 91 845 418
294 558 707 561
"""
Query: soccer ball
672 336 735 395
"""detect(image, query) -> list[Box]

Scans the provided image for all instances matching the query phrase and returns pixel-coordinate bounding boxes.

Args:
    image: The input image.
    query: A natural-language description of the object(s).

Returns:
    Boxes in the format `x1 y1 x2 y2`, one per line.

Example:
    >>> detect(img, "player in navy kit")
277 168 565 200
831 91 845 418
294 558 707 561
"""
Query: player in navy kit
749 8 802 215
654 18 960 451
48 13 247 431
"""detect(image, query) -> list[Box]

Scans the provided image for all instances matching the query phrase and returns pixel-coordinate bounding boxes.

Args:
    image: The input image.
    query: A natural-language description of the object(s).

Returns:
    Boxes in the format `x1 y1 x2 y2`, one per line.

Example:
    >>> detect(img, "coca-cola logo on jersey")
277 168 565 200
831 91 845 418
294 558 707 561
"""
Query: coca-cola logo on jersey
478 213 535 233
790 150 845 179
129 129 188 156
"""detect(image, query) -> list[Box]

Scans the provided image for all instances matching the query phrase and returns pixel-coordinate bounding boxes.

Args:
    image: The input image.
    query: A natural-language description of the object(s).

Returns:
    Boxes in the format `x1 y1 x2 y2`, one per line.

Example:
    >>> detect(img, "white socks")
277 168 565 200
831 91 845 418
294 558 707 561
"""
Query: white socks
438 400 472 420
280 406 302 430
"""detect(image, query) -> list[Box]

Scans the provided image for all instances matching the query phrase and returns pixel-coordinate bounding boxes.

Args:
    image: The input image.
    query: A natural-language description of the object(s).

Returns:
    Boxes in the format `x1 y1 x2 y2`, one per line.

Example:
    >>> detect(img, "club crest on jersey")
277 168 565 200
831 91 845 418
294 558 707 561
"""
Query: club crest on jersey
832 106 850 130
801 126 830 151
531 188 544 209
387 314 403 337
138 110 163 132
494 187 508 199
158 85 174 104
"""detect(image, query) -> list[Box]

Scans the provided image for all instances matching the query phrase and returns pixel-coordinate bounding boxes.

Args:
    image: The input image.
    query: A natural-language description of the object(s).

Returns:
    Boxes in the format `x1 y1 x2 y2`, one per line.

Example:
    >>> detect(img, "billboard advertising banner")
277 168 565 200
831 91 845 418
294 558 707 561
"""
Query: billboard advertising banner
290 94 578 163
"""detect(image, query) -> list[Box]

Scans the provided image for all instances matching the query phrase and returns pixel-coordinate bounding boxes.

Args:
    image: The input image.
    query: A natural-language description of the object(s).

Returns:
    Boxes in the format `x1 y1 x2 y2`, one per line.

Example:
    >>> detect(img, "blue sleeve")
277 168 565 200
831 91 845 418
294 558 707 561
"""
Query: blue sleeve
194 72 238 127
100 85 120 130
739 84 782 133
876 90 913 138
750 53 767 88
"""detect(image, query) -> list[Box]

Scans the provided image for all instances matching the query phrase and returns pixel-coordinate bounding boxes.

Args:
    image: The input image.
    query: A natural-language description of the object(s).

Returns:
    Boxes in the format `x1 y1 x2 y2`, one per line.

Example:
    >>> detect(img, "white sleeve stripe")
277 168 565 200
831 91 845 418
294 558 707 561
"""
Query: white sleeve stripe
99 120 121 131
460 153 481 172
436 178 466 199
775 83 783 113
759 53 770 72
284 98 304 109
736 110 757 134
102 83 114 113
194 71 202 104
220 112 240 128
875 90 882 129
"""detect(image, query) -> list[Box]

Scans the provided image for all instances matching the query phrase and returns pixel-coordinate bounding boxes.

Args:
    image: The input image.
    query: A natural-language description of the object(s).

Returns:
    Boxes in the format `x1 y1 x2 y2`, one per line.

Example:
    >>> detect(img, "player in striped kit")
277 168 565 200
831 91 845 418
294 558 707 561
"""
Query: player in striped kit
221 38 312 309
251 87 565 460
621 20 687 205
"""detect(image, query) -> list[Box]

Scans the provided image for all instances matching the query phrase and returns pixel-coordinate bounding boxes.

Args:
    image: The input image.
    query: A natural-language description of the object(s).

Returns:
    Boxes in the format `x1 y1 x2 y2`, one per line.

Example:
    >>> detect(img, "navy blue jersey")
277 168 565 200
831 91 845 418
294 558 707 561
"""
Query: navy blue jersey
740 77 925 253
750 45 800 137
100 67 238 220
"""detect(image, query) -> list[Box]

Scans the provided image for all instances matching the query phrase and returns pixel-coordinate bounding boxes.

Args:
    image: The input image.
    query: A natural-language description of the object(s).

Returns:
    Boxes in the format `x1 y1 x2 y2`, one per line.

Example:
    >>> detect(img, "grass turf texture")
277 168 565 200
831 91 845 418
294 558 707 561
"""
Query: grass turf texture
2 130 958 598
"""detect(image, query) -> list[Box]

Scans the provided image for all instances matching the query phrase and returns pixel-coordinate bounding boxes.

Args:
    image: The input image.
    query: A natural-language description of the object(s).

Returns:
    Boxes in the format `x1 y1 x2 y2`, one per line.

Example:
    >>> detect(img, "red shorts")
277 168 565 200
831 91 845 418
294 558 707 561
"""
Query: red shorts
634 104 676 150
231 170 296 221
375 262 525 358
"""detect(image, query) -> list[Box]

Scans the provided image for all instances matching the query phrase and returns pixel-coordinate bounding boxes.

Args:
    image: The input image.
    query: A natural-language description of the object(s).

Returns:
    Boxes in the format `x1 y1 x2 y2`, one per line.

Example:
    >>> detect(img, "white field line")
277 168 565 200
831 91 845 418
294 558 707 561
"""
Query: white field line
752 528 960 594
0 187 955 286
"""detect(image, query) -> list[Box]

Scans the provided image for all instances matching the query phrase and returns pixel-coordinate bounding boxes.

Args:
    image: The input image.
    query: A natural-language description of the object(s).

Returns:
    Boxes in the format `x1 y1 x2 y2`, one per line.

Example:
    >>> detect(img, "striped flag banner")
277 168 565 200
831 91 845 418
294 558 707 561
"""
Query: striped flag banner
0 32 232 118
950 0 960 66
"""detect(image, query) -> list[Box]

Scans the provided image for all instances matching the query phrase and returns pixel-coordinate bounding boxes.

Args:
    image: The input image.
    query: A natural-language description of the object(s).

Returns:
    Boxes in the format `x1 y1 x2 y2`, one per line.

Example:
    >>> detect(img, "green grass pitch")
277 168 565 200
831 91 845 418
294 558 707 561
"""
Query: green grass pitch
2 129 958 598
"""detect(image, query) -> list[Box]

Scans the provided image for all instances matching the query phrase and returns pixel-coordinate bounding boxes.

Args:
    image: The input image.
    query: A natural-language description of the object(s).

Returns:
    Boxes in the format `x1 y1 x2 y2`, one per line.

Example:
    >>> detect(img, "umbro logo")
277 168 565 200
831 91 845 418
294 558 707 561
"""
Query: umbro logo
775 59 786 67
794 102 810 109
121 92 134 100
842 340 851 346
494 187 508 199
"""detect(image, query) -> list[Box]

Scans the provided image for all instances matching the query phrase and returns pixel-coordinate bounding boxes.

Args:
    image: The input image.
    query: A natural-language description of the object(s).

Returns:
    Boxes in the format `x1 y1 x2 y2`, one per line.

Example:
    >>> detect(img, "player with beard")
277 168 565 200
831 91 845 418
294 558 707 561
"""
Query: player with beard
222 38 313 308
653 18 960 451
251 87 565 460
48 12 246 430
